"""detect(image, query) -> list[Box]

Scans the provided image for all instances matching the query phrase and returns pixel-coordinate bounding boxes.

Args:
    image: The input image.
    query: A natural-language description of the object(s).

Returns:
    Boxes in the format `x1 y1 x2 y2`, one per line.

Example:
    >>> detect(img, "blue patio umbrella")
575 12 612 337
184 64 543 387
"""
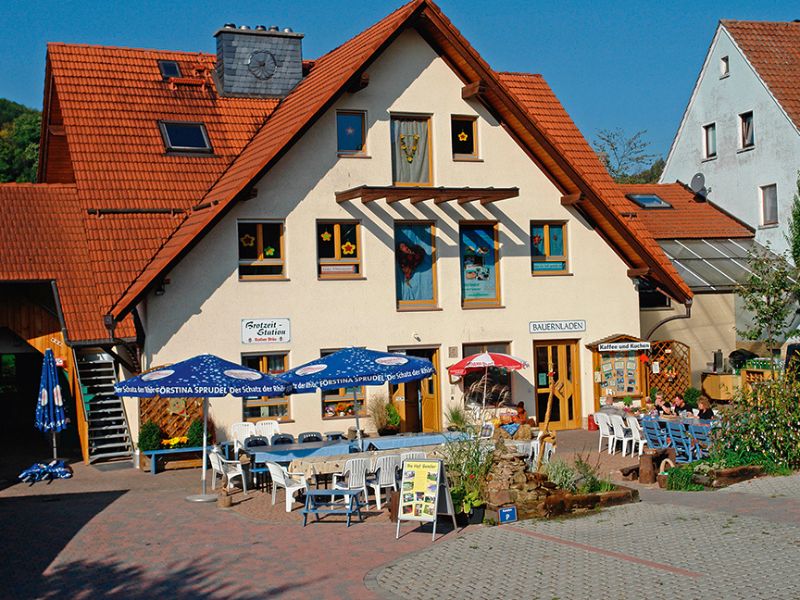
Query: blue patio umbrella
115 354 289 502
35 348 68 460
280 348 436 448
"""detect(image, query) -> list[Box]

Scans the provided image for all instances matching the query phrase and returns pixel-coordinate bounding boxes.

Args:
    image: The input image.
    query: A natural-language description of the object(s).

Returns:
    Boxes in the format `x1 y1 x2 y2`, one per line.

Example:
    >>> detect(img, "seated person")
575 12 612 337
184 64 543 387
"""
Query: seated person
512 401 528 424
672 394 688 415
697 396 715 420
598 395 626 418
654 392 673 416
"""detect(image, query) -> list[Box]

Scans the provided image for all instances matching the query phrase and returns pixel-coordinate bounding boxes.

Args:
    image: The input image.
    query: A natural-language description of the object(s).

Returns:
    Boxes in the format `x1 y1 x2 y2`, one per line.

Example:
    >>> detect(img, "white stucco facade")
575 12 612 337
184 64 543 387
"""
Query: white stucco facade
661 25 800 256
128 30 641 441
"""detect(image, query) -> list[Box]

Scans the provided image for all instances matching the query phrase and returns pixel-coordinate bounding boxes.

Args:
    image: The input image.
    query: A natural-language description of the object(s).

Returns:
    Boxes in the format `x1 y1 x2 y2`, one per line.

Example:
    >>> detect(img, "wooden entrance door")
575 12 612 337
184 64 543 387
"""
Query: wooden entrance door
533 340 581 430
389 347 440 433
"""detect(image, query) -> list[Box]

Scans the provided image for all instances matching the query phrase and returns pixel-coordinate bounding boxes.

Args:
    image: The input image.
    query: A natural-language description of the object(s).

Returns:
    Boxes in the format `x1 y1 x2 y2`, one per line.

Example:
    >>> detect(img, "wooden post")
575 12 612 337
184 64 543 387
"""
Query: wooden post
536 355 557 473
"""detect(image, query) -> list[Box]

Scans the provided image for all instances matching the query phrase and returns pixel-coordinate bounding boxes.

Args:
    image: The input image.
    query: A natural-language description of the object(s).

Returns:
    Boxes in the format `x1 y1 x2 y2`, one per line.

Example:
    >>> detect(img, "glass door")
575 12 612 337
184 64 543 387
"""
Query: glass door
533 340 581 430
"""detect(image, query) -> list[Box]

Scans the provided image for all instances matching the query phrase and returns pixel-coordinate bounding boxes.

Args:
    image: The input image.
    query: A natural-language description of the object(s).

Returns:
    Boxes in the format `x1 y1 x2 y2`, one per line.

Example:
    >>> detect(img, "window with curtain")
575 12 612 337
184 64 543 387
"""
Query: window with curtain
459 223 500 305
391 117 431 185
241 353 290 421
395 222 436 307
761 184 778 226
703 123 717 159
530 222 568 275
740 111 754 148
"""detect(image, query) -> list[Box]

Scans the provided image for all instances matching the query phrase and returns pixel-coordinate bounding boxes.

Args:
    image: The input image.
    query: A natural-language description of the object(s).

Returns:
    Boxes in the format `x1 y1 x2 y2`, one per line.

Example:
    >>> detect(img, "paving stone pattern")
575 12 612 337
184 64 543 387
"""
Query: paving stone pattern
368 475 800 600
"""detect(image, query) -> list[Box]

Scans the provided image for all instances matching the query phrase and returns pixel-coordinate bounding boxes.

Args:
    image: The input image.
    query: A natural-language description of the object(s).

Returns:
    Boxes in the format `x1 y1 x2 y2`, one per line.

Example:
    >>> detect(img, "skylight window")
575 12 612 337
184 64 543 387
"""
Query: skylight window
158 60 182 79
627 194 672 209
158 121 212 153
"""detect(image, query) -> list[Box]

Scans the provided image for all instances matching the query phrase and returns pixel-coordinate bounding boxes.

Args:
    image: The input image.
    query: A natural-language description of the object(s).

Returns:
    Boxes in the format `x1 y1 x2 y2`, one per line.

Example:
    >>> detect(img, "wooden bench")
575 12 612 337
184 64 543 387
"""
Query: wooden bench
141 447 205 475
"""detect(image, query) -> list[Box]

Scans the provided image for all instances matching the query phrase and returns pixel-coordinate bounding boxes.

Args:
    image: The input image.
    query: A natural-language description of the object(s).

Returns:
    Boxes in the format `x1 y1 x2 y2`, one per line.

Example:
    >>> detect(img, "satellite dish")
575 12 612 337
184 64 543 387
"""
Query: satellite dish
690 172 707 198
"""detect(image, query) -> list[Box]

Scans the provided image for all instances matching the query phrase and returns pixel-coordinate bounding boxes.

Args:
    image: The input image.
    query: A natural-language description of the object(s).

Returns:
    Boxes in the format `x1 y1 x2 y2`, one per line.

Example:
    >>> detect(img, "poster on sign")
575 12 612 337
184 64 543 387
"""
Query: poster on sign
396 458 457 541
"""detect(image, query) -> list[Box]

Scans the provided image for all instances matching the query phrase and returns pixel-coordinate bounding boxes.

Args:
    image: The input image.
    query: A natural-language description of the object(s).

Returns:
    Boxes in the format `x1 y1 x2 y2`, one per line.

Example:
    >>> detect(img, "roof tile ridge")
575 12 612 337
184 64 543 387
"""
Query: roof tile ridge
47 41 215 58
497 70 542 78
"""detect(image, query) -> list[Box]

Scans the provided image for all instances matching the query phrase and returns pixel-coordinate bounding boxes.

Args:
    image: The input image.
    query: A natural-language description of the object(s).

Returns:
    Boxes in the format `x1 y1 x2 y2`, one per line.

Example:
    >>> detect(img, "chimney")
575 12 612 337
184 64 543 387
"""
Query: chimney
214 23 304 98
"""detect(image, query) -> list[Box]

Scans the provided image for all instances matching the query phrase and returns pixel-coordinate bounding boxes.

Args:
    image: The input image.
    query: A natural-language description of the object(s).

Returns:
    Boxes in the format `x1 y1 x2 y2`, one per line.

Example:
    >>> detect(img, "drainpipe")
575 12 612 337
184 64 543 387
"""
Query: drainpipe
645 298 692 340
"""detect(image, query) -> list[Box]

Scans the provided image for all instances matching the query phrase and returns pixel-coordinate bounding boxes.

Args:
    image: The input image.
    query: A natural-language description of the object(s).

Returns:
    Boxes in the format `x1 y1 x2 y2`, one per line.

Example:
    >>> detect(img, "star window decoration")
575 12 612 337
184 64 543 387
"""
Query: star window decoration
264 246 275 257
320 230 332 242
458 130 469 142
341 241 356 255
240 234 256 247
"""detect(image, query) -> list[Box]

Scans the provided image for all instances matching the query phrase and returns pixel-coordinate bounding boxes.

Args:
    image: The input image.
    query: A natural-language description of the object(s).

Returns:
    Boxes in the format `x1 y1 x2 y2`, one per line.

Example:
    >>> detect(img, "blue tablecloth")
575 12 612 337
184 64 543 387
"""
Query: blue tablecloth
364 431 467 451
246 440 357 463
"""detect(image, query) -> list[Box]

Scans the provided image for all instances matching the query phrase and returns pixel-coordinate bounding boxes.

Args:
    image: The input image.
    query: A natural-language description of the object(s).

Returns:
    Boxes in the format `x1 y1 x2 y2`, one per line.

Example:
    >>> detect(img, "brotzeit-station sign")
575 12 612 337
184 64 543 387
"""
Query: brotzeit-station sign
241 318 291 344
529 320 586 334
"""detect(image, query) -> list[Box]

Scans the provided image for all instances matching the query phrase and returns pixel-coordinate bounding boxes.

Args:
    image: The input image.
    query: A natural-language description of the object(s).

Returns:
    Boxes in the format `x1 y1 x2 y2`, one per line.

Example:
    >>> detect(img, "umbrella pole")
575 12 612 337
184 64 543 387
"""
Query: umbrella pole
186 397 216 503
481 366 488 422
355 412 363 452
52 430 57 461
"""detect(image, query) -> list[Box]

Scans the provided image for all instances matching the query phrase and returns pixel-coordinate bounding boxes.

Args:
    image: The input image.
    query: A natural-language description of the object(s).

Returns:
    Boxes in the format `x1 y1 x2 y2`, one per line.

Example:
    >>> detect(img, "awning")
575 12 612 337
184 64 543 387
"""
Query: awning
658 238 758 292
335 185 519 205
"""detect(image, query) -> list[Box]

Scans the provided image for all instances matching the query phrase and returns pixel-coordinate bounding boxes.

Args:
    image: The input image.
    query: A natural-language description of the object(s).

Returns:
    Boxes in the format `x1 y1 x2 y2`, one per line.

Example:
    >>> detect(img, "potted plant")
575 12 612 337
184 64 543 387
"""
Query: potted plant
383 403 400 436
137 420 162 472
444 405 471 432
368 394 400 436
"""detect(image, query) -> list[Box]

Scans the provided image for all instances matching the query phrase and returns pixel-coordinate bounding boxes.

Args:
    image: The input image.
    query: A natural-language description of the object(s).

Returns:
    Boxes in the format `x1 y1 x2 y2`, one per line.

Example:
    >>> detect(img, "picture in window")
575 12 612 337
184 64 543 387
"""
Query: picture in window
317 222 360 277
459 224 498 302
395 223 435 305
530 222 567 274
391 117 430 184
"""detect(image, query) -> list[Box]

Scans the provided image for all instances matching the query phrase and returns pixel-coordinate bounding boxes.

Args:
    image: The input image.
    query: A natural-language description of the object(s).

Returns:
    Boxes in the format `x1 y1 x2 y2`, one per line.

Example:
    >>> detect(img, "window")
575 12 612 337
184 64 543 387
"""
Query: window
238 221 285 279
719 56 729 78
703 123 717 159
761 184 778 226
462 342 512 406
316 221 361 278
391 116 431 185
158 60 181 79
530 222 568 275
241 353 290 421
395 222 437 308
638 279 671 309
159 121 212 153
336 111 366 155
459 223 500 306
451 116 477 159
321 349 365 418
626 194 672 209
739 111 754 149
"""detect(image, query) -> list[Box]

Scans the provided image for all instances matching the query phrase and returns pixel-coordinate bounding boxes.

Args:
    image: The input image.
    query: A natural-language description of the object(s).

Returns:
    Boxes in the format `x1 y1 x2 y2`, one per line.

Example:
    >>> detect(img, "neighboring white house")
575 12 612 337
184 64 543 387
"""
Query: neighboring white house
661 20 800 257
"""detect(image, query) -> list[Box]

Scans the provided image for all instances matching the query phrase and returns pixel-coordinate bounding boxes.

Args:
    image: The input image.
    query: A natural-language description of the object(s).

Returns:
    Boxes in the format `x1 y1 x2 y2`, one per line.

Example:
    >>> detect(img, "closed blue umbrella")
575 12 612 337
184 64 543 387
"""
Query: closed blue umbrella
35 349 67 460
280 348 436 448
115 354 289 501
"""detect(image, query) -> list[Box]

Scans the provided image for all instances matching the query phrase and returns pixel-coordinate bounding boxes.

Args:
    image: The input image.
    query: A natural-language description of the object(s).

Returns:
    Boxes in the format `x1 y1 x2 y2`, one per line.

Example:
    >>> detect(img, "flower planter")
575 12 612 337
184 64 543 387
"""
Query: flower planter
455 506 485 526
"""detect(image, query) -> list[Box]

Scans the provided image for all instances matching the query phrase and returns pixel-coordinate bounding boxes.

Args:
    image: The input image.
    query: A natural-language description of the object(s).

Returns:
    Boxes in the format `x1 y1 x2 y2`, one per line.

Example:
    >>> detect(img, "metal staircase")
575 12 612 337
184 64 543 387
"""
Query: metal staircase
75 349 132 463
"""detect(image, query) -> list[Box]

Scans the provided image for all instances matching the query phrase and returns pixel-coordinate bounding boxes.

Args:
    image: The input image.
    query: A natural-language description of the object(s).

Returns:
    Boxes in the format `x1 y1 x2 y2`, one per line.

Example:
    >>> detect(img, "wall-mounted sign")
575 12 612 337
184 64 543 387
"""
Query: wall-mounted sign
529 320 586 334
598 342 651 352
241 318 291 344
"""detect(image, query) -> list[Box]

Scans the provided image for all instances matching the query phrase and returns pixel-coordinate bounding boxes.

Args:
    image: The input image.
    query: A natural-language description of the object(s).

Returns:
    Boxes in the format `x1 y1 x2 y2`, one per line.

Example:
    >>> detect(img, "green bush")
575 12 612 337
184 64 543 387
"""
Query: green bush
666 465 704 491
573 454 616 494
545 460 577 492
683 387 701 409
186 419 207 447
441 436 493 510
444 405 473 432
386 403 401 428
649 387 659 403
711 371 800 470
138 421 162 452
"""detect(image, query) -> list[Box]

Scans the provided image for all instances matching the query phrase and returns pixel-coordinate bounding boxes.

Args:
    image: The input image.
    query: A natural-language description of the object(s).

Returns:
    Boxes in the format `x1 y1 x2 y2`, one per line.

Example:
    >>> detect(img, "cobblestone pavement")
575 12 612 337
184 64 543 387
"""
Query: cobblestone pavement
367 474 800 600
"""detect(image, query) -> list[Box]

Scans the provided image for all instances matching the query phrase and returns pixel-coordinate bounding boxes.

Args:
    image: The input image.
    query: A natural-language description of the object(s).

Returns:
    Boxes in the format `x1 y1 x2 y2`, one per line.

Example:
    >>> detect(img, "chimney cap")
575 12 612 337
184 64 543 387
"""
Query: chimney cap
223 22 236 29
283 27 294 33
238 25 251 30
268 25 280 31
255 25 267 31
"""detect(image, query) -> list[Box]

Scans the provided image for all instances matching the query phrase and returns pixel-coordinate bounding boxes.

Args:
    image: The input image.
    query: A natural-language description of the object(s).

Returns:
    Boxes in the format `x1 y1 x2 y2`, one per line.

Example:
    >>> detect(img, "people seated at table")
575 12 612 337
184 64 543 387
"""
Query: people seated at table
697 396 715 420
598 396 626 418
672 394 688 416
654 393 674 416
512 401 528 424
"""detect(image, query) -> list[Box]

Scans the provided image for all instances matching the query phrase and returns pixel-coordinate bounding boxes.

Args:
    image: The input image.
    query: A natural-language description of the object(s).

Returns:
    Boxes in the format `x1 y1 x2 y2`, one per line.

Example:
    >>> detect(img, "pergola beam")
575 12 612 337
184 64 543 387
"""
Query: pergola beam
335 185 519 205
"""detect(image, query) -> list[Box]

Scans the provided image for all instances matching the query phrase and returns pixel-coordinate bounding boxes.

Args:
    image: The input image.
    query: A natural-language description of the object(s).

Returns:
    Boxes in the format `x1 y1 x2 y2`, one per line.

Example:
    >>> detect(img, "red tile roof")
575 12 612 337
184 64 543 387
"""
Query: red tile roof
722 20 800 131
619 183 754 240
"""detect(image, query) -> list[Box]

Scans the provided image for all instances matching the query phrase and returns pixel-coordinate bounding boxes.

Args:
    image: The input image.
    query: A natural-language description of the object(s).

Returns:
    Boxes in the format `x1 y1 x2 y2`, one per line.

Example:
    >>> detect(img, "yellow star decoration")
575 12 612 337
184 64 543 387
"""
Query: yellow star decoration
341 241 356 255
264 246 275 257
458 130 469 142
240 234 256 247
320 230 332 242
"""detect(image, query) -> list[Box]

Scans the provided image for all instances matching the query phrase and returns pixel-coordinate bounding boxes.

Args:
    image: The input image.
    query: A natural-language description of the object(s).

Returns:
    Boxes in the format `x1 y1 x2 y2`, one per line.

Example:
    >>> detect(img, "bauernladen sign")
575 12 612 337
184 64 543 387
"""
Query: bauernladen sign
241 318 291 344
598 342 651 352
529 320 586 334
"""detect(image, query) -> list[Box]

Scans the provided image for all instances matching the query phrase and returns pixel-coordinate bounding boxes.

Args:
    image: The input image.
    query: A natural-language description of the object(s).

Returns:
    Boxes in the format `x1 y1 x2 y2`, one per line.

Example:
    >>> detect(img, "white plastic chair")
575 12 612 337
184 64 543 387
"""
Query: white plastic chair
609 414 634 457
266 461 307 512
527 439 555 467
230 422 256 453
400 451 427 463
626 415 647 456
367 455 400 510
255 420 281 441
209 450 248 495
332 457 370 507
594 413 614 454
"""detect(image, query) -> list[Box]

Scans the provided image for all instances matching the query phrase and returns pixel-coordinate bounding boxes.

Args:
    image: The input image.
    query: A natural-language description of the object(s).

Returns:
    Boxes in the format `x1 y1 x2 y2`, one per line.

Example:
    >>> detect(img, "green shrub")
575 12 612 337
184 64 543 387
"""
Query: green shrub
186 419 207 447
683 387 701 409
711 371 800 469
622 395 633 407
441 436 493 508
649 387 659 403
573 454 616 493
444 405 473 432
386 403 401 428
666 465 704 491
138 421 162 452
545 460 577 492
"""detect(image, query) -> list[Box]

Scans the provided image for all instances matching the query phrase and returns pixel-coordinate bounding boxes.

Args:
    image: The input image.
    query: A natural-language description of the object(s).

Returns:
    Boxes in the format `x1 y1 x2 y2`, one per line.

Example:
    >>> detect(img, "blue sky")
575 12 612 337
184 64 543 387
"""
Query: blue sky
2 0 795 158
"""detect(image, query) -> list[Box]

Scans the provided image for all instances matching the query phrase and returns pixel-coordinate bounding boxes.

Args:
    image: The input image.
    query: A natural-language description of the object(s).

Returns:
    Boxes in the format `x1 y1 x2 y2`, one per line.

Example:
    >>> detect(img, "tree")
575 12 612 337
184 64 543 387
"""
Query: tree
736 244 800 357
592 128 660 183
786 171 800 266
0 101 41 183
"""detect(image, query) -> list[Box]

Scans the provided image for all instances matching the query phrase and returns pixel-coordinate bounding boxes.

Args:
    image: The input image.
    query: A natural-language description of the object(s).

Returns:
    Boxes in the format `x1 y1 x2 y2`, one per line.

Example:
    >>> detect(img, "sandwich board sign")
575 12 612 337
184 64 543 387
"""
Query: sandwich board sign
395 458 457 541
